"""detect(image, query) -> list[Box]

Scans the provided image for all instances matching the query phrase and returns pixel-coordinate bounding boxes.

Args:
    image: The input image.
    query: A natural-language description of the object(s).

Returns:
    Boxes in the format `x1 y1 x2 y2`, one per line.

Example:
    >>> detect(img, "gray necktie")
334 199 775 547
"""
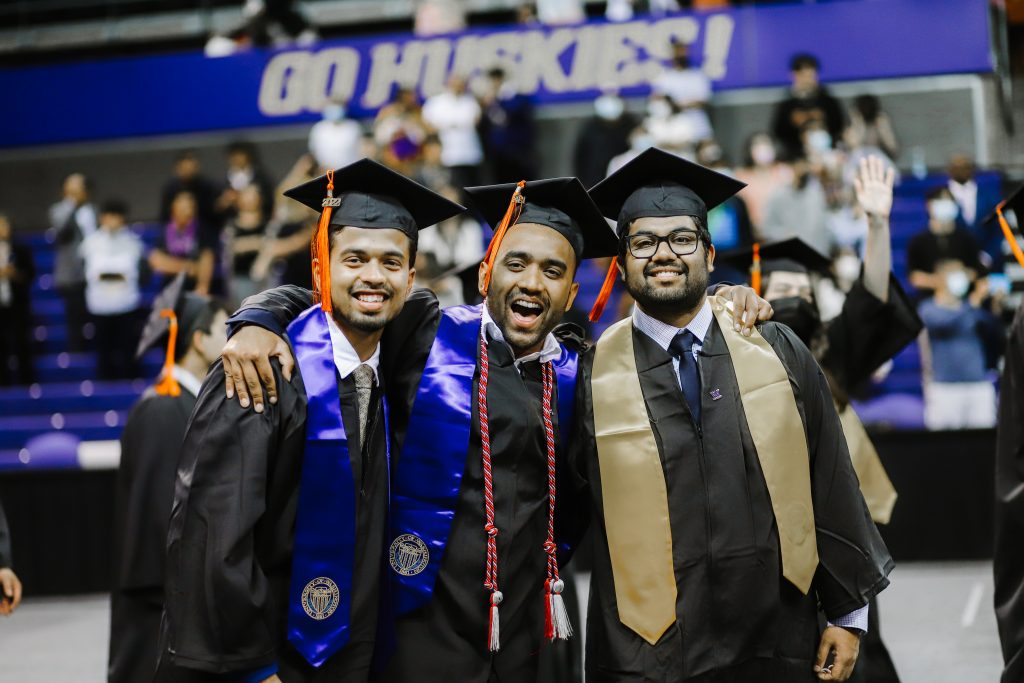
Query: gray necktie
353 364 375 447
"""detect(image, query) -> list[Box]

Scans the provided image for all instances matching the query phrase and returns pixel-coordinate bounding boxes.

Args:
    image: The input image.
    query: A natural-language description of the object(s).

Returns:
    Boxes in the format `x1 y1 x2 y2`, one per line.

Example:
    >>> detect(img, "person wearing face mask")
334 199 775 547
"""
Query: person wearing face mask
761 157 832 256
651 40 713 145
478 67 537 184
573 89 639 188
771 53 845 162
907 186 986 297
918 259 1002 430
696 140 754 258
735 132 793 234
308 98 363 171
721 156 920 683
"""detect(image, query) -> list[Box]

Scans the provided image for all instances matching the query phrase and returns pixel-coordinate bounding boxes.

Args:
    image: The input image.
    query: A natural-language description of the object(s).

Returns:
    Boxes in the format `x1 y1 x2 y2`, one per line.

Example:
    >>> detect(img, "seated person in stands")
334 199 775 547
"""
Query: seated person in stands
907 186 986 297
148 190 216 295
918 259 1004 430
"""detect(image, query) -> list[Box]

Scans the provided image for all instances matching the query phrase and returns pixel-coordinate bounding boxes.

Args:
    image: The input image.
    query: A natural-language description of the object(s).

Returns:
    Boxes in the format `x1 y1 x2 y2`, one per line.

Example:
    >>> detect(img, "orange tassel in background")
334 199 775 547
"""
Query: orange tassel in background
153 309 181 397
588 257 618 323
996 205 1024 270
751 242 762 296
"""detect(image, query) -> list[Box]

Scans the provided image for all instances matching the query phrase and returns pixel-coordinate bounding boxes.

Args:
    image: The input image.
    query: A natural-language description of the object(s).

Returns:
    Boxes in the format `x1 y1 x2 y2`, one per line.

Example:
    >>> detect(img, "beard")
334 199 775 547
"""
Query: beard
488 285 560 355
332 281 397 333
626 258 709 315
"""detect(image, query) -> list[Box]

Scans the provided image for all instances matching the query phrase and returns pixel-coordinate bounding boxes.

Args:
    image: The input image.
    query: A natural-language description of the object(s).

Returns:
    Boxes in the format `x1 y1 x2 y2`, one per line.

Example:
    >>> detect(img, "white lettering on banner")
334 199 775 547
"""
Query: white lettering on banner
255 14 736 118
304 47 361 111
258 51 312 116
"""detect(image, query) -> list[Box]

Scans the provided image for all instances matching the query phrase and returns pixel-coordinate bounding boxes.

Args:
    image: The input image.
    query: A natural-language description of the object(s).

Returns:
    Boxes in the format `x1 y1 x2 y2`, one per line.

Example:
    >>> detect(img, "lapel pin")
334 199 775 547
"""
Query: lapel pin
709 388 722 401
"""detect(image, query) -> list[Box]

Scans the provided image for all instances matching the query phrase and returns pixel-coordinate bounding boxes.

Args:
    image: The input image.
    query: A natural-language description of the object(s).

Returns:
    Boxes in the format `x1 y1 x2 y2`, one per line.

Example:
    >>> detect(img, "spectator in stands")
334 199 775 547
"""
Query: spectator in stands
308 97 363 171
844 94 900 163
149 191 216 295
761 157 832 256
919 259 1002 430
650 40 713 146
244 0 318 47
644 94 696 158
606 0 682 21
479 67 536 183
414 0 466 35
572 89 638 188
771 53 844 162
0 497 22 617
515 2 540 25
216 141 274 221
947 153 1004 265
907 186 986 296
51 172 97 353
159 150 218 228
535 0 584 25
416 185 485 308
415 135 452 192
224 185 269 303
422 75 484 196
695 140 753 255
735 132 792 236
374 86 428 176
81 200 145 380
0 213 35 386
254 154 319 290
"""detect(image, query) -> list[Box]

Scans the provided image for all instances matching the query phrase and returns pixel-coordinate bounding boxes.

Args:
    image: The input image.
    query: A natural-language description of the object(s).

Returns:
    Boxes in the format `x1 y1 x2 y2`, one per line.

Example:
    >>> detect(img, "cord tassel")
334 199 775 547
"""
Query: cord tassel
588 257 618 322
153 309 181 397
312 169 339 313
488 590 503 652
997 205 1024 269
549 579 572 640
481 180 526 295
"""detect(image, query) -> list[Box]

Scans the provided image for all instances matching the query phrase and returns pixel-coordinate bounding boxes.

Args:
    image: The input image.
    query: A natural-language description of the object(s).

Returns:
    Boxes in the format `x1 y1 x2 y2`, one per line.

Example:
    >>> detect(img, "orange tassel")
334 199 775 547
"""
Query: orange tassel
154 309 181 397
312 169 339 314
997 205 1024 270
588 257 618 322
481 181 527 296
751 242 762 296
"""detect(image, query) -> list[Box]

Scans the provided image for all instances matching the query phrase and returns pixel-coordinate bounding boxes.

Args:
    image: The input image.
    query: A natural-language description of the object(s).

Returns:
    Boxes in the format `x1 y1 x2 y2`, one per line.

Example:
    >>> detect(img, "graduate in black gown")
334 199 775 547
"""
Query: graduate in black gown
991 184 1024 683
220 178 626 683
0 496 21 617
160 159 463 683
108 275 229 683
575 147 892 682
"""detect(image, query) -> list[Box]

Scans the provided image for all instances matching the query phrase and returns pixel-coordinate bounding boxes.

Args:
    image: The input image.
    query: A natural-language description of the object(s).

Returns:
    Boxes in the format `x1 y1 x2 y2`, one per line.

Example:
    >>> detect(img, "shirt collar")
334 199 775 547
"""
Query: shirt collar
172 366 204 398
631 297 713 353
480 301 563 367
326 315 380 383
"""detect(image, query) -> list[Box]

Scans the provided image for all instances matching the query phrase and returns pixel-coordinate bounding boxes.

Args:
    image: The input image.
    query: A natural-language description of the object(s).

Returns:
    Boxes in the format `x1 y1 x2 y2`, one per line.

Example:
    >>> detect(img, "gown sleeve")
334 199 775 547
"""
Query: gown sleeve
763 322 894 619
822 275 922 394
227 285 314 337
0 497 11 569
163 360 306 673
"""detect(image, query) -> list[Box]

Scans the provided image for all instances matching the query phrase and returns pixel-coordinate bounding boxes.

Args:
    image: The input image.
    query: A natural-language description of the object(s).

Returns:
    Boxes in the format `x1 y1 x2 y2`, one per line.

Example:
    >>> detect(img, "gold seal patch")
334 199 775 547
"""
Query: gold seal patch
301 577 340 620
389 534 430 576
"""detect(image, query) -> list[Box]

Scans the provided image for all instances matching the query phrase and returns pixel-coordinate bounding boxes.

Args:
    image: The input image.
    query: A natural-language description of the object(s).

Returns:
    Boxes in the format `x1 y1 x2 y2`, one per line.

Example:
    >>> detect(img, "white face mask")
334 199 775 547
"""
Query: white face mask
647 99 672 119
807 130 832 153
835 254 861 283
322 105 346 122
945 270 970 298
594 95 625 121
929 198 959 223
751 142 776 166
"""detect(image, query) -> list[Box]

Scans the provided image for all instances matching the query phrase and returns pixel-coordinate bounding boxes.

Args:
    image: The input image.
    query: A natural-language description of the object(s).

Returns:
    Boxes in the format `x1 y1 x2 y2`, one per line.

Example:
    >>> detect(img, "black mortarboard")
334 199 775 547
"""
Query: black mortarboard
284 158 465 238
588 146 746 236
984 183 1024 269
719 238 832 279
285 157 465 313
464 177 618 261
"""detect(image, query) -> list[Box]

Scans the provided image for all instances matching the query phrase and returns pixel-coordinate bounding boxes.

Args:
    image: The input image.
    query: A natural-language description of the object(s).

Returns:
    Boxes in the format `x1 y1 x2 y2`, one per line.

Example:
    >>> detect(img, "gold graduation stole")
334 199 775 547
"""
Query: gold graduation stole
592 296 818 645
838 404 897 525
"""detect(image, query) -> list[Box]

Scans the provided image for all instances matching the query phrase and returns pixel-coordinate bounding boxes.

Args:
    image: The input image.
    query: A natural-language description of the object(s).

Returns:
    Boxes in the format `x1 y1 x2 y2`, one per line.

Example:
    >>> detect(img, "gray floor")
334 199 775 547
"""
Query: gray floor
0 561 1006 682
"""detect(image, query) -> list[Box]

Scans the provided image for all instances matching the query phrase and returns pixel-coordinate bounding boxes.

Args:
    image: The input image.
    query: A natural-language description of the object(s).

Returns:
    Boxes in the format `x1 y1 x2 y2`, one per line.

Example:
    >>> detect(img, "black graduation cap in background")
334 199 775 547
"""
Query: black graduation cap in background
463 177 619 261
588 147 747 236
284 158 466 239
136 274 215 396
719 238 833 280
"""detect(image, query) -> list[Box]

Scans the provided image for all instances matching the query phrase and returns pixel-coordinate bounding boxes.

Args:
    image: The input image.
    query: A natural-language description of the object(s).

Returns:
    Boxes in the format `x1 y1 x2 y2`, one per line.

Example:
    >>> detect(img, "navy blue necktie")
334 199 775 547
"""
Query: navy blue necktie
669 329 702 424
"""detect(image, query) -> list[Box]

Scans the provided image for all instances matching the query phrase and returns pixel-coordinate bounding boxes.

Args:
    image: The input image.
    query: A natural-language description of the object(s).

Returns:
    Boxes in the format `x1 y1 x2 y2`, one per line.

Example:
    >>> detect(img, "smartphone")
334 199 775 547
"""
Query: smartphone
988 273 1011 296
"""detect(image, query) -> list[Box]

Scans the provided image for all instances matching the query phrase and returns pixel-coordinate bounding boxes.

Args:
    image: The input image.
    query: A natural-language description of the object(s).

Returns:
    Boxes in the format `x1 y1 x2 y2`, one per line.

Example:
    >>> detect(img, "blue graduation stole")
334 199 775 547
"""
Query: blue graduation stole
285 306 389 667
387 304 577 615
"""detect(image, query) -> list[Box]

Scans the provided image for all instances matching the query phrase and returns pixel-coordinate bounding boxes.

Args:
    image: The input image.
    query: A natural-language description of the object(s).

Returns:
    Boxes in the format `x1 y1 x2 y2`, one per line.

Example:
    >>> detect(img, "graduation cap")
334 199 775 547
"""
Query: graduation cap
284 157 466 313
463 176 619 305
984 183 1024 269
136 273 214 396
718 238 832 294
585 147 747 320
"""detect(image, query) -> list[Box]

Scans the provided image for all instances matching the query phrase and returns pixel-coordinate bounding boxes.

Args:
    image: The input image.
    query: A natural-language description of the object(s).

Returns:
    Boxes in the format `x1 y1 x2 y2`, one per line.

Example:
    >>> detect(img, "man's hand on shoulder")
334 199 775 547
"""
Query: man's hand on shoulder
222 327 295 413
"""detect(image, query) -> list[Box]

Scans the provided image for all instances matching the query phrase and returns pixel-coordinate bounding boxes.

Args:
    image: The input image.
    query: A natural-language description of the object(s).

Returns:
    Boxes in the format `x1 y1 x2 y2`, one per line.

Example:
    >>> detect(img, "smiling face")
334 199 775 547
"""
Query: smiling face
323 226 416 334
478 223 580 357
621 214 714 317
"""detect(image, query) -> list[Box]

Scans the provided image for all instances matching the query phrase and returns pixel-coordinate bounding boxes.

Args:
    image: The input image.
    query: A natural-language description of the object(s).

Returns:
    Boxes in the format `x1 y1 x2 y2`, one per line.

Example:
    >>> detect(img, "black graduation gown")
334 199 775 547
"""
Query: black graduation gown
994 302 1024 683
574 318 893 682
161 358 390 683
109 388 196 683
821 276 922 399
228 286 581 683
0 496 11 570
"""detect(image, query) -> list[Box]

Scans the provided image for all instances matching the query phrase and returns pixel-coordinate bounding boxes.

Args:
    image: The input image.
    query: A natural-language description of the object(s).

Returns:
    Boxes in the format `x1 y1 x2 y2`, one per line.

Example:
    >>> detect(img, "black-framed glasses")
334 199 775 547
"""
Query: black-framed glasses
624 229 701 259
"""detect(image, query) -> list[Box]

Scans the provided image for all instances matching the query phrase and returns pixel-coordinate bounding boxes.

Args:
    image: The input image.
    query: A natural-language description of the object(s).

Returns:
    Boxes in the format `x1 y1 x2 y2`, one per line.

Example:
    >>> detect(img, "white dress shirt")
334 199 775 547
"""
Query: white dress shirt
326 314 381 384
80 228 145 315
632 298 869 633
480 302 562 368
171 366 204 398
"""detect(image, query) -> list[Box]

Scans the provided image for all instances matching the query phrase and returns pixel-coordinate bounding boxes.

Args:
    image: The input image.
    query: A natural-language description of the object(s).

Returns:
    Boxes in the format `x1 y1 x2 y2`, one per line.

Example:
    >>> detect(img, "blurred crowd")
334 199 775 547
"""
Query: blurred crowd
0 41 1019 433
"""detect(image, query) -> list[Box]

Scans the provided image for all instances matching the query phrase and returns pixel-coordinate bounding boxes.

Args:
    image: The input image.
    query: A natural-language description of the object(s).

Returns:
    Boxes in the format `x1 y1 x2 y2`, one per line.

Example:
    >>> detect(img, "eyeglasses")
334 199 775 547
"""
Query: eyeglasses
624 229 701 259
